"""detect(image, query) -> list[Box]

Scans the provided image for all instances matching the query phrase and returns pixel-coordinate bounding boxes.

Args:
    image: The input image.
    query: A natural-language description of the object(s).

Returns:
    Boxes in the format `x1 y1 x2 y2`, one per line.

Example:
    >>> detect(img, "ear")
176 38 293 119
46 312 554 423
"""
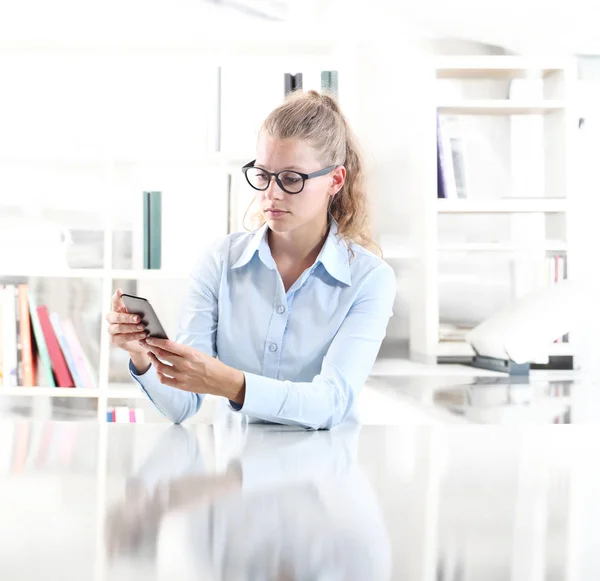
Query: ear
329 165 346 196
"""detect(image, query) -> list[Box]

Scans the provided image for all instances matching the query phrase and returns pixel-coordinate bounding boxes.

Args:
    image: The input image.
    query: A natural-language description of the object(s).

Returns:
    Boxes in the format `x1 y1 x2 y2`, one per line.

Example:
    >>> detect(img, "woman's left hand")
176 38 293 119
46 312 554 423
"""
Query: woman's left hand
144 338 246 404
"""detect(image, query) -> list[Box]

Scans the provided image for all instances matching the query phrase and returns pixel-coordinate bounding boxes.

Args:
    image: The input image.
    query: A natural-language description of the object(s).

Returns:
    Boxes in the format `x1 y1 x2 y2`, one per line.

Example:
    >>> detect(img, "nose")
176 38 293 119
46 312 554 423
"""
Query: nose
264 176 285 200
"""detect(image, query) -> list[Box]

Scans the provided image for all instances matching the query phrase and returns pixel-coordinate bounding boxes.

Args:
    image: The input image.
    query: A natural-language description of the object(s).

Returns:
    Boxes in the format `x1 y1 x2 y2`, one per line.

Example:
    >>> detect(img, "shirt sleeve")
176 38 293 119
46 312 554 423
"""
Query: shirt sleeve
234 263 397 430
129 244 222 424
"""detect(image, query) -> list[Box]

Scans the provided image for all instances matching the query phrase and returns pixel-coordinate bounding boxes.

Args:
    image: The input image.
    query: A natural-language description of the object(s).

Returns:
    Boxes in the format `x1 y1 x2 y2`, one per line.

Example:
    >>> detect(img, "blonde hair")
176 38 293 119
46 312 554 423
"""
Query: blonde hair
244 90 381 257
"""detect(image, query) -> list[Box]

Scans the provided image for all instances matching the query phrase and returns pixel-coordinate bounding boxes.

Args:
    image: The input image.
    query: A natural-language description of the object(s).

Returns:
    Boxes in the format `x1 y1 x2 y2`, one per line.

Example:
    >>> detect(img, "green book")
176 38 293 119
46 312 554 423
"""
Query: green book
143 191 162 269
149 191 162 269
27 292 56 387
321 70 338 95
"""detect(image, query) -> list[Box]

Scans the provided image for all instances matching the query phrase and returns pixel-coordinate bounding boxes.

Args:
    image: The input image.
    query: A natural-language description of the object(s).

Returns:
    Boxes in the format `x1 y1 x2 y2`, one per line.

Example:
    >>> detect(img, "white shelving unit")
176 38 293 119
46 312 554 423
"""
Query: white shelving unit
409 56 579 365
0 39 359 421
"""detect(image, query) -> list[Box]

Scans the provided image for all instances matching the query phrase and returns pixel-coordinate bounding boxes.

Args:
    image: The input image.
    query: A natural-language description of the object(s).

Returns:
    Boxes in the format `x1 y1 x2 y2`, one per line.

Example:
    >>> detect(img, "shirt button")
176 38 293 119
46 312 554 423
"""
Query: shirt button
277 305 286 314
269 343 278 352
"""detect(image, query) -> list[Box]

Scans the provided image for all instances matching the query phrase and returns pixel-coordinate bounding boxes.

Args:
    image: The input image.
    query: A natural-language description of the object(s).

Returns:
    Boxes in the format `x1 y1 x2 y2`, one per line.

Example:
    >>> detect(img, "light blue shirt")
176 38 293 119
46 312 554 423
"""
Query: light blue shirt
130 219 396 430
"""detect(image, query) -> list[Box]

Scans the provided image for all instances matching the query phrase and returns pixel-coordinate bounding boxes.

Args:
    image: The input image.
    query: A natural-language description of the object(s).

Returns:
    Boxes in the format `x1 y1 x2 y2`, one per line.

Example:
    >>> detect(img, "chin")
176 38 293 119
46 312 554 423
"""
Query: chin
264 213 293 231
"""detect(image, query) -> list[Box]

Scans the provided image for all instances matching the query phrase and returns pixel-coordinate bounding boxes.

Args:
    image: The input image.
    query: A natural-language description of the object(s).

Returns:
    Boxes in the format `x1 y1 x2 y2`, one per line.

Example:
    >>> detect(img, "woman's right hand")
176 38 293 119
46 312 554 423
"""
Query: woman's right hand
106 288 150 357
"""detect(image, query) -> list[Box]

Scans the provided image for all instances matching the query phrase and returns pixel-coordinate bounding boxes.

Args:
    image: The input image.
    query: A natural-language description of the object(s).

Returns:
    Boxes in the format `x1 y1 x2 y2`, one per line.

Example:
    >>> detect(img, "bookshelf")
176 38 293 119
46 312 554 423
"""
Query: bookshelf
409 56 579 366
0 40 358 421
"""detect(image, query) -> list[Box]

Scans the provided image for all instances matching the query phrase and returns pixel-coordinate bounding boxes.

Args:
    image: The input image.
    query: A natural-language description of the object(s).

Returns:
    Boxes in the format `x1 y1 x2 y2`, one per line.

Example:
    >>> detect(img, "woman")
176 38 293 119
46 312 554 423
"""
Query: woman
107 90 396 430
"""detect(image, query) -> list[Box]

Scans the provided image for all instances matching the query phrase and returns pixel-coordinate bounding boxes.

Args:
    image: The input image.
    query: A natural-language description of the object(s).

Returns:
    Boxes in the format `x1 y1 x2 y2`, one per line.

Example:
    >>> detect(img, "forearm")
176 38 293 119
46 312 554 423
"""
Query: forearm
130 352 151 375
204 359 246 406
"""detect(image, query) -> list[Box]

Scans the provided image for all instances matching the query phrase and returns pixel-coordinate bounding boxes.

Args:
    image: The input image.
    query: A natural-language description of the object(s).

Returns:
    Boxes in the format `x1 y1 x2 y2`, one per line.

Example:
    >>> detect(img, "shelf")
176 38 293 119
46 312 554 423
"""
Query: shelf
0 269 105 279
437 341 475 357
0 385 146 399
0 269 192 280
0 387 101 397
437 101 565 115
435 57 567 79
437 198 568 214
0 152 245 167
438 242 568 252
105 385 146 400
110 269 190 280
437 341 573 358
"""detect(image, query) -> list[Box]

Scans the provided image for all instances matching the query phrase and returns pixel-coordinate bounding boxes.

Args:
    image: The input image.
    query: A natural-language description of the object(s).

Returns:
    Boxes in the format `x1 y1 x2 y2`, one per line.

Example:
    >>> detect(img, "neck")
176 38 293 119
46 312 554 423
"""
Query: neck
268 214 330 265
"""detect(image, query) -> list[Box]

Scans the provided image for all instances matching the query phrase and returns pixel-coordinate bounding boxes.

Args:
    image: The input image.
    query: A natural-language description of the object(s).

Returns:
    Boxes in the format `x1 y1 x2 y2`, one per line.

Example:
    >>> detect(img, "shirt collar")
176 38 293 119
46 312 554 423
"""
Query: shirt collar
315 219 352 286
232 223 275 270
231 219 352 286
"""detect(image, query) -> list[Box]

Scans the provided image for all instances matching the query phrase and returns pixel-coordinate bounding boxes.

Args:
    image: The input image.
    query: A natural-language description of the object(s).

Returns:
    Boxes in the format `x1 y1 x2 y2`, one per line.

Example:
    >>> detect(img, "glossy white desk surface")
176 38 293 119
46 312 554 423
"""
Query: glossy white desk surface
1 416 599 580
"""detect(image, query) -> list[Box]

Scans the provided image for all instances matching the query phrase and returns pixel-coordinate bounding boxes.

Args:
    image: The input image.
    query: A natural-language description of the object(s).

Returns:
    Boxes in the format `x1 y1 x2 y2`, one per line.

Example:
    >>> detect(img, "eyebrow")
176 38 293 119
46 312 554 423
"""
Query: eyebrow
254 162 306 173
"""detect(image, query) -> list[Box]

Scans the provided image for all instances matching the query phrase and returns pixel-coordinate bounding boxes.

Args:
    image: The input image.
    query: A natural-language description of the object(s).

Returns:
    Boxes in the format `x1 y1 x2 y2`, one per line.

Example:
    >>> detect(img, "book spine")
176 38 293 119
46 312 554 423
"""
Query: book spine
27 293 56 387
18 285 35 387
0 284 4 384
2 286 18 386
14 287 22 386
284 73 293 97
129 408 136 423
62 320 95 389
37 306 74 388
149 191 162 269
143 191 150 269
49 313 83 388
115 406 129 423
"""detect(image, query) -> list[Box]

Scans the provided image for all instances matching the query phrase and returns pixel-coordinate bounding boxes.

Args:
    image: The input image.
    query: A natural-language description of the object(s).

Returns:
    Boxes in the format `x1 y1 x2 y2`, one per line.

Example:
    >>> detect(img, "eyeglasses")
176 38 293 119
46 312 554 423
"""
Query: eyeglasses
241 160 337 195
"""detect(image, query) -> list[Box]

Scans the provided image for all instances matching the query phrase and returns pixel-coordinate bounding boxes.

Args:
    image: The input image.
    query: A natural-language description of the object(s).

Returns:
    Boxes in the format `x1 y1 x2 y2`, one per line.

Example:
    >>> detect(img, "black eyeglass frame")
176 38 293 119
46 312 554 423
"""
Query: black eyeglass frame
241 159 338 194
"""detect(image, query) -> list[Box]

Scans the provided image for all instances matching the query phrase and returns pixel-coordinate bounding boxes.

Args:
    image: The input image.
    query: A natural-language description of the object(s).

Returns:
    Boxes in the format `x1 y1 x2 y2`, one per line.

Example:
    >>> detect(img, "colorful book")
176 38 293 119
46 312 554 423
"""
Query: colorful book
37 306 74 388
49 313 83 388
2 285 18 387
62 319 96 388
17 285 35 387
27 293 56 387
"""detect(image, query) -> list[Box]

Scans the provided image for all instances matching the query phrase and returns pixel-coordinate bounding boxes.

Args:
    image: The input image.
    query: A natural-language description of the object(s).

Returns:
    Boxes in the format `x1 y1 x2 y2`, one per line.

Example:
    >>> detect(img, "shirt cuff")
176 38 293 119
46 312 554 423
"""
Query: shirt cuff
230 372 289 423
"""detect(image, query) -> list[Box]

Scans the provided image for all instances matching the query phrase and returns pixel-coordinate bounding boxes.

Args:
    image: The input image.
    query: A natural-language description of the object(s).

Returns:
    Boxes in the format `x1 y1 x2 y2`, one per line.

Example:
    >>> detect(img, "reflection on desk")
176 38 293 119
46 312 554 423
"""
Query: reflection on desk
105 425 391 581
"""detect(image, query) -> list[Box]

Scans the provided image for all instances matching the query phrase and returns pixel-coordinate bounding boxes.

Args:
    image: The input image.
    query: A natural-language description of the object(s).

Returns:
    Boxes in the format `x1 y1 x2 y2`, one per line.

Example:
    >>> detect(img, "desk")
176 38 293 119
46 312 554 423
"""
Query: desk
1 416 599 580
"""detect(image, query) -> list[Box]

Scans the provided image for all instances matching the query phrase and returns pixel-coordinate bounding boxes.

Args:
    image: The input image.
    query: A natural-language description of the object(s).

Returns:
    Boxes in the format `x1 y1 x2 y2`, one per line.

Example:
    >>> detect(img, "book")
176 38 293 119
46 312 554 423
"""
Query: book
437 115 447 199
37 306 74 387
50 313 83 388
284 73 294 97
27 292 56 387
437 114 457 198
115 406 130 423
321 70 339 95
0 288 3 384
144 191 162 269
62 319 96 389
14 286 22 386
17 285 35 387
143 191 150 269
2 285 18 387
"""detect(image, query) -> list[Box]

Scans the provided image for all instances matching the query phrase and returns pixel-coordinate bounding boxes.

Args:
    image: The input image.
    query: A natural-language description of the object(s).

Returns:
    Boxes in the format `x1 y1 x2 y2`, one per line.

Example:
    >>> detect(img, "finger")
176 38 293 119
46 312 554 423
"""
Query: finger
108 323 148 336
146 345 182 364
145 338 187 356
106 312 142 325
148 352 179 379
111 288 128 313
111 332 149 346
156 371 180 388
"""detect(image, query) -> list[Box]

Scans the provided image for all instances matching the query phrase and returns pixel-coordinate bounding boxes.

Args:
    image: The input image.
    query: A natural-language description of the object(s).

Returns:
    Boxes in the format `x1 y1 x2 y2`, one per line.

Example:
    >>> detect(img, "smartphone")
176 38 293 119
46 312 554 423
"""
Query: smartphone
121 293 169 340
